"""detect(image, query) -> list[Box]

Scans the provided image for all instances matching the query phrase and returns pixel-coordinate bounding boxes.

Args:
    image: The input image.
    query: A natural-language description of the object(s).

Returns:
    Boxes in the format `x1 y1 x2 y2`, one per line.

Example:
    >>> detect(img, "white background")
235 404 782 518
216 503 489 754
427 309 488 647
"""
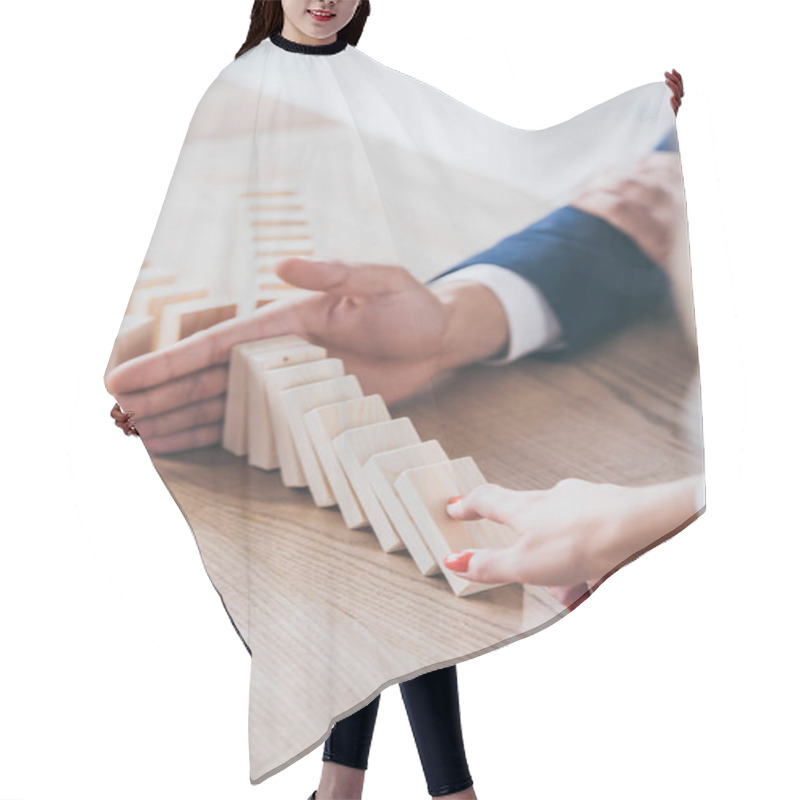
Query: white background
1 1 797 798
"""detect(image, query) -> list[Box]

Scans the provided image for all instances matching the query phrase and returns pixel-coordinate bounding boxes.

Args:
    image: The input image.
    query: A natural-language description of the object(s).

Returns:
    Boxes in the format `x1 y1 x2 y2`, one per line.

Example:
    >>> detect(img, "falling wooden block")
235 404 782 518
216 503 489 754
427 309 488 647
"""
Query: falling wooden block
364 441 452 577
157 296 238 348
304 395 392 530
246 344 328 469
264 359 346 484
394 457 521 597
222 335 313 456
104 315 155 378
332 418 422 553
279 375 363 503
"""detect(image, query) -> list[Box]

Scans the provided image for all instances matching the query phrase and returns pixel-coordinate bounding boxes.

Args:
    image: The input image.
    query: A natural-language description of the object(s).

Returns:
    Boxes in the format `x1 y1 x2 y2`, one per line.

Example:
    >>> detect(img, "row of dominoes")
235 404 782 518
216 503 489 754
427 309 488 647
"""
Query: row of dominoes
106 186 313 375
222 334 521 597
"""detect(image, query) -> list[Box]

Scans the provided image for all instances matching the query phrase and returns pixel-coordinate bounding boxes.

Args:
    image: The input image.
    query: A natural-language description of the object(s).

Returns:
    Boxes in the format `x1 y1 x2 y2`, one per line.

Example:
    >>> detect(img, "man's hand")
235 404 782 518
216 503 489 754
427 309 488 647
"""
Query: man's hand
569 151 686 268
105 259 509 453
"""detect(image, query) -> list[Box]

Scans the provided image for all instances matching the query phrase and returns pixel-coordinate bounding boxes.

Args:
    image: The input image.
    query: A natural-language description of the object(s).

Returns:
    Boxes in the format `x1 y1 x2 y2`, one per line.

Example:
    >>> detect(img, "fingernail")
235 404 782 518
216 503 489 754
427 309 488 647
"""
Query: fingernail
446 496 463 516
444 551 474 572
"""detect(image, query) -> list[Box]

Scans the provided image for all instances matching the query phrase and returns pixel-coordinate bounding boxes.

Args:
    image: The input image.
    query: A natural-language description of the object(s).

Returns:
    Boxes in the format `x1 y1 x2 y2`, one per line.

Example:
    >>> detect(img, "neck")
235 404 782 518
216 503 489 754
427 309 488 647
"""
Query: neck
269 29 348 56
281 19 337 47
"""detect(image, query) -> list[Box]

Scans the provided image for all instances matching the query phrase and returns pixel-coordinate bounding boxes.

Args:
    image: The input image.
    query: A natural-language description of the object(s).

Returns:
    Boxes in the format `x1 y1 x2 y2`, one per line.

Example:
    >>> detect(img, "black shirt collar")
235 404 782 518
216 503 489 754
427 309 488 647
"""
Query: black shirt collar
269 31 348 55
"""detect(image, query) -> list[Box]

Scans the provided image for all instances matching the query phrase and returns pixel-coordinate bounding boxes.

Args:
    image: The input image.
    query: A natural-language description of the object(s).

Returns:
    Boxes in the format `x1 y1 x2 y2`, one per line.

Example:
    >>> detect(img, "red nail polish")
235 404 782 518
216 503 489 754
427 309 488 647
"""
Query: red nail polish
447 495 462 506
444 551 474 572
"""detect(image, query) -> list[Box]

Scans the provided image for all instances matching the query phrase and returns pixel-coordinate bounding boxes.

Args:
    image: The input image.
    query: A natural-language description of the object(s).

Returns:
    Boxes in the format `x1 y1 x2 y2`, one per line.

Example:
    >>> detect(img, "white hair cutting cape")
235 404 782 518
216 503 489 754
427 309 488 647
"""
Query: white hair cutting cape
104 29 704 785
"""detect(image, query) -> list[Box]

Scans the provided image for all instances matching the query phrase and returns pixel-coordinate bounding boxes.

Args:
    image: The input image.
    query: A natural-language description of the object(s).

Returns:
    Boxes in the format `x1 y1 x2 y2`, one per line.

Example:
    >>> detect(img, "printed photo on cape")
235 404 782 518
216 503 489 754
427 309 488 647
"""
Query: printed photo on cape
105 32 704 783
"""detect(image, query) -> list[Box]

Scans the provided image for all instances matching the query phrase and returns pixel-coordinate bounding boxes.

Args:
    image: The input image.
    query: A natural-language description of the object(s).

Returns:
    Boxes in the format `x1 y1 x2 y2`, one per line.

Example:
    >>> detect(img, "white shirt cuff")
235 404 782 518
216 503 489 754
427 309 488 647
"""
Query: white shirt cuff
429 263 564 364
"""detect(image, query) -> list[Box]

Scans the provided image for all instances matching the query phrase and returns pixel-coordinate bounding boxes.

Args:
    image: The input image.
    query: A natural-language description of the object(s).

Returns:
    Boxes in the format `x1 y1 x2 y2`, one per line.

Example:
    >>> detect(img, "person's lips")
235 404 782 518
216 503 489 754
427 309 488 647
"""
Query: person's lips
308 9 335 21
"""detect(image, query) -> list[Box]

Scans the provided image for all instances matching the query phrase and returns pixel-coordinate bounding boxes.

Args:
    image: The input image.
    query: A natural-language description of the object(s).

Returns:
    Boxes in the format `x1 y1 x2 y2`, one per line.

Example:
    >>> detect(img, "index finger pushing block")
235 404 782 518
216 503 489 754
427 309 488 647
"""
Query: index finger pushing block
394 457 520 597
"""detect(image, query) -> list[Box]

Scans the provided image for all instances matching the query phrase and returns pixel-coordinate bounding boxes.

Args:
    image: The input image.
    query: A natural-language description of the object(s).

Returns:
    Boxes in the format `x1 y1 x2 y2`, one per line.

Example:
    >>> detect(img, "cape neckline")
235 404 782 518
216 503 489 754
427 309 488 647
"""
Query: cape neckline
269 31 349 56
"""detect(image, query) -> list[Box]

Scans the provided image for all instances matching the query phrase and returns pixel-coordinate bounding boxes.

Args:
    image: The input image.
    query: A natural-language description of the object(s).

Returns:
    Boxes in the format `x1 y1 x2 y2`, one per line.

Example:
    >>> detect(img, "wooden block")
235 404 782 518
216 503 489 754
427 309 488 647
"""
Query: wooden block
333 418 422 553
126 281 207 318
394 457 521 597
245 344 327 469
157 296 238 348
304 395 392 530
242 183 300 197
132 267 176 290
364 441 452 577
125 272 177 316
257 255 313 271
249 206 308 222
255 239 315 258
104 315 155 378
222 335 313 456
125 282 209 349
279 375 363 503
258 272 298 288
264 359 346 484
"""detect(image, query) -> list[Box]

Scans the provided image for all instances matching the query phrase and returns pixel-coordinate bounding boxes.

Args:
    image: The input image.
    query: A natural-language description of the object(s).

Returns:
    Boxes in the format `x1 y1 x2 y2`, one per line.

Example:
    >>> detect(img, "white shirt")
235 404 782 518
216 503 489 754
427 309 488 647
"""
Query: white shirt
429 263 566 364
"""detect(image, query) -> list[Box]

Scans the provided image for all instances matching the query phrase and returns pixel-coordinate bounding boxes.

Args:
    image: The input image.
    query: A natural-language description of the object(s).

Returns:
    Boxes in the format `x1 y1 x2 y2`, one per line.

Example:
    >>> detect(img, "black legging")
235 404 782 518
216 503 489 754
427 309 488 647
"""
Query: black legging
323 664 474 797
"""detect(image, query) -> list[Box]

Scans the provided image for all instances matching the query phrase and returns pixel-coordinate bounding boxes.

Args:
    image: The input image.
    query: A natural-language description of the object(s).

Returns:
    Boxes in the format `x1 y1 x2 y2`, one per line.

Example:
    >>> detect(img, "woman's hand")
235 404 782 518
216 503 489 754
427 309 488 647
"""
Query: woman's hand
442 475 703 597
104 258 509 453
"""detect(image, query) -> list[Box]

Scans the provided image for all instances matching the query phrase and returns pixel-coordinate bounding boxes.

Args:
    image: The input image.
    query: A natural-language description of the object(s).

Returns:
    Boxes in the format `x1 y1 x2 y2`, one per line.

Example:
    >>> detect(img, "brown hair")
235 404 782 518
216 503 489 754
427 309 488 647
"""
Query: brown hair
235 1 371 59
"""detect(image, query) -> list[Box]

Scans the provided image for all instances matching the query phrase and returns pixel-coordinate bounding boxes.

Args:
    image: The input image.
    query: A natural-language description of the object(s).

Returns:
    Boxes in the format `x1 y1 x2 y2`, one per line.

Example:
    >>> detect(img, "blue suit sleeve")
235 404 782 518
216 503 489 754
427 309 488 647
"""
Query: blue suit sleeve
426 129 678 358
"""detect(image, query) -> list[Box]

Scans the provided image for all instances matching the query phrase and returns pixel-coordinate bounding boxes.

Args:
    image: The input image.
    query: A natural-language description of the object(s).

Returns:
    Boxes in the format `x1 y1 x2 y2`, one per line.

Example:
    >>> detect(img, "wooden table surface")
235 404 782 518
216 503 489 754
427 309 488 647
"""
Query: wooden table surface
147 306 702 783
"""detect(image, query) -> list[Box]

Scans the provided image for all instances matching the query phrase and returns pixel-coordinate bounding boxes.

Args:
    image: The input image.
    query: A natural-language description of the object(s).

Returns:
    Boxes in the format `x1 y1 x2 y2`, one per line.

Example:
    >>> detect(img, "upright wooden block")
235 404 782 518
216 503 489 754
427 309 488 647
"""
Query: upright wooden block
364 441 452 577
222 335 312 456
304 395 392 530
157 297 238 348
264 358 346 484
394 457 521 597
255 237 315 259
249 205 308 222
332 418 422 553
279 375 363 503
246 344 328 469
125 282 208 334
